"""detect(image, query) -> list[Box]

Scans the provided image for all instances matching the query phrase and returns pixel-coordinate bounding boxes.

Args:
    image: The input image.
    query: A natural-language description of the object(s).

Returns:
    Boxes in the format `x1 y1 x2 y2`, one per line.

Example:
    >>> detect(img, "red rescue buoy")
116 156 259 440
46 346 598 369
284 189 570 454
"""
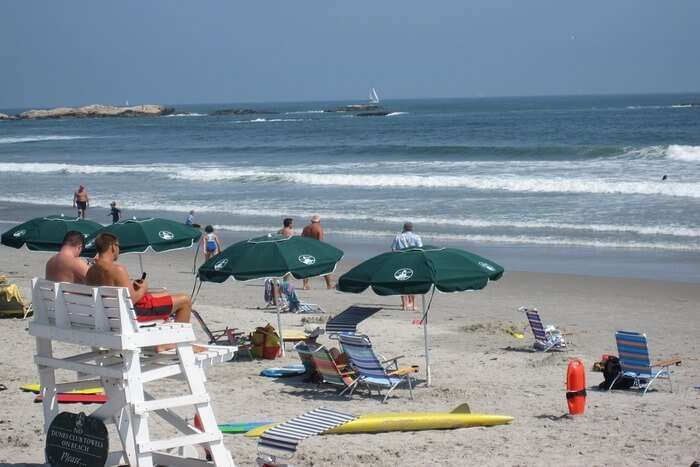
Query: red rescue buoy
566 359 586 415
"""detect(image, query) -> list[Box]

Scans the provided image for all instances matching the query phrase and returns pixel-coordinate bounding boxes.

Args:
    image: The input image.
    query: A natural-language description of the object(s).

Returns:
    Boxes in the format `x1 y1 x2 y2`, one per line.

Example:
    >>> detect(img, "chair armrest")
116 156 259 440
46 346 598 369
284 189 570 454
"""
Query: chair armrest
654 357 682 367
381 355 405 370
389 366 418 377
147 287 168 293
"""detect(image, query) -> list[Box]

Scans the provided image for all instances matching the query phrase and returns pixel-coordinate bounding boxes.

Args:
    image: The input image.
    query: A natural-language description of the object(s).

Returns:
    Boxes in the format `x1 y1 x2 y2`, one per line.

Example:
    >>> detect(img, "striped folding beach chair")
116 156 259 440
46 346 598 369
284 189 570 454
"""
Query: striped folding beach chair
520 307 566 352
325 306 382 338
337 333 416 403
309 345 356 394
612 331 681 395
257 407 355 464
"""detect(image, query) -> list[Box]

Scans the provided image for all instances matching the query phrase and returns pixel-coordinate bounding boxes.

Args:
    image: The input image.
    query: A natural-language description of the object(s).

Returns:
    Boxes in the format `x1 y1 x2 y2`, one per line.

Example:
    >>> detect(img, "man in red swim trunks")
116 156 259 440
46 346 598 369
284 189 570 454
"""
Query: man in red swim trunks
84 232 195 351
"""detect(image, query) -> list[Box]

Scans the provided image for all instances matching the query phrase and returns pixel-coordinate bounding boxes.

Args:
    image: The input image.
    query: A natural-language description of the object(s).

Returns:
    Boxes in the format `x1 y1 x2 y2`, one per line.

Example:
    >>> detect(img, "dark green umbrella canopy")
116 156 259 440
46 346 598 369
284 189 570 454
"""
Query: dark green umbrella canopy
198 234 344 282
337 245 504 295
1 215 102 251
82 218 202 255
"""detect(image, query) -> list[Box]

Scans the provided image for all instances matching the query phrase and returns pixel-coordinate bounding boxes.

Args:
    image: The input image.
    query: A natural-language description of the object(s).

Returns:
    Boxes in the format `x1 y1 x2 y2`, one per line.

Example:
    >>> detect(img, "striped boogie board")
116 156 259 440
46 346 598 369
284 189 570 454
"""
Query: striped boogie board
258 407 355 456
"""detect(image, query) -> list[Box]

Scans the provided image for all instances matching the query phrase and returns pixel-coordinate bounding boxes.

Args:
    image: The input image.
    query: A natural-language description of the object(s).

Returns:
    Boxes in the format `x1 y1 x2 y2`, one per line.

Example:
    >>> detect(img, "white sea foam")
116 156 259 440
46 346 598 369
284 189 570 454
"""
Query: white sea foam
0 162 174 175
211 224 700 252
671 104 693 108
0 135 90 144
386 112 407 117
164 112 206 117
665 145 700 162
284 110 324 114
239 118 305 123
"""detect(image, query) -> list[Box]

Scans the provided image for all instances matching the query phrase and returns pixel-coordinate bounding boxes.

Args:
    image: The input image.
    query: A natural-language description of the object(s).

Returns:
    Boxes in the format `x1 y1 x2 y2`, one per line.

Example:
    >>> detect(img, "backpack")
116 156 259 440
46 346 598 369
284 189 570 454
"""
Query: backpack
598 356 635 390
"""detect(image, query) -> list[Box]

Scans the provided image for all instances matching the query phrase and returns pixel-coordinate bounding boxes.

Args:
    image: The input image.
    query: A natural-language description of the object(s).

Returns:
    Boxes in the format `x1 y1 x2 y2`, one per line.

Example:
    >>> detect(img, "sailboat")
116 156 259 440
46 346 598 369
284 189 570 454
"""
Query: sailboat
369 88 380 105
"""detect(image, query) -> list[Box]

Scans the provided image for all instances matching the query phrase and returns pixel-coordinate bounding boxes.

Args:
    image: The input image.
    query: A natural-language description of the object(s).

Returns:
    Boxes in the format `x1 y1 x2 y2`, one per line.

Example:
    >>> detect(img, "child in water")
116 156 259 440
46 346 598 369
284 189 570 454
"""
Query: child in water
201 225 222 261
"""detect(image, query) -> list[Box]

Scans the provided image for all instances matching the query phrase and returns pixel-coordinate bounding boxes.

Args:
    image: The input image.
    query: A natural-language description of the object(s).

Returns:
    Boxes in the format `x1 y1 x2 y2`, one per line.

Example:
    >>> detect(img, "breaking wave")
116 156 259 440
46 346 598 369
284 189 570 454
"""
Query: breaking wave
0 135 90 144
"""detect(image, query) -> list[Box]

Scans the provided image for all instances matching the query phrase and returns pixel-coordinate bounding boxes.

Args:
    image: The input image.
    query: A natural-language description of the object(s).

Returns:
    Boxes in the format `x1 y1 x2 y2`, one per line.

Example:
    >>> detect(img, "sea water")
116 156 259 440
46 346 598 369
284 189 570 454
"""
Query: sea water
1 94 699 281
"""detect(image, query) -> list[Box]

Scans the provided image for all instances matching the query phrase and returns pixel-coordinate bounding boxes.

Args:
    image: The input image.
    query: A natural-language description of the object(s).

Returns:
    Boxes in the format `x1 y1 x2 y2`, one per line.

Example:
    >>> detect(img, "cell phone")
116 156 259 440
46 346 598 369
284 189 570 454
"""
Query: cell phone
135 272 147 284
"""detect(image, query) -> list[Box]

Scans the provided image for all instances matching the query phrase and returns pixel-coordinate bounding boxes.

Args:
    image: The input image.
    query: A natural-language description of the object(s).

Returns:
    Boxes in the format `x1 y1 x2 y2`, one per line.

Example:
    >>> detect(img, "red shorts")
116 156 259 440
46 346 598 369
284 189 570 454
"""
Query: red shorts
134 294 173 322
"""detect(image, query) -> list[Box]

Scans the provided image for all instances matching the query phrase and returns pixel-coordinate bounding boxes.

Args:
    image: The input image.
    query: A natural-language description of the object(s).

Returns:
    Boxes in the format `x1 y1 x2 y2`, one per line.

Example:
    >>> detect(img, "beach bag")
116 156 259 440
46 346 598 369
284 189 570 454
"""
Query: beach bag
251 324 281 359
598 356 635 390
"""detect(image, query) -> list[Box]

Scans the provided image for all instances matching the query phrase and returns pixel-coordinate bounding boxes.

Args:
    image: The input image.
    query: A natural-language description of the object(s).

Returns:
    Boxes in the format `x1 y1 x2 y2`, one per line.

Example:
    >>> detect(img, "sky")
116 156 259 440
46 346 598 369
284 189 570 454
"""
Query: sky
1 1 699 108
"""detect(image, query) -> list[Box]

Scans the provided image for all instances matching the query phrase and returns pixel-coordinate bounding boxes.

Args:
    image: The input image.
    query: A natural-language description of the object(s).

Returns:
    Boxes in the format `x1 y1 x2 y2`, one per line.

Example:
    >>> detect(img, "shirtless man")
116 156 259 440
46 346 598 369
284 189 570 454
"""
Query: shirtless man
73 185 89 219
84 232 196 352
45 231 89 283
301 215 334 290
278 217 294 237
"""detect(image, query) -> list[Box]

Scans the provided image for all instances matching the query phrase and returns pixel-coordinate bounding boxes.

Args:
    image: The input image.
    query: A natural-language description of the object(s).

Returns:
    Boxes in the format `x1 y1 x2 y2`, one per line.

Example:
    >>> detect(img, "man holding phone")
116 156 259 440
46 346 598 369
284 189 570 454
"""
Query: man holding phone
84 232 196 351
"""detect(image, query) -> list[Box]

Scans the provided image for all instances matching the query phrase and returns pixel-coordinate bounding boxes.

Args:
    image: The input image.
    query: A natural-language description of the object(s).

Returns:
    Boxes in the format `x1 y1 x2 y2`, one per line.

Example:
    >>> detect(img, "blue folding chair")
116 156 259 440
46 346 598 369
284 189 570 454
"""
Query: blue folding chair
337 333 416 403
612 331 681 395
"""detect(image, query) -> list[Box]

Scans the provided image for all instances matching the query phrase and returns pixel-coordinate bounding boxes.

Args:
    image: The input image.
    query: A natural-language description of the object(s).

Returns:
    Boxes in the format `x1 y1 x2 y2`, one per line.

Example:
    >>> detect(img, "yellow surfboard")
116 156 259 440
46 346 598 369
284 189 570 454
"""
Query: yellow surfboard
245 404 513 437
20 384 105 395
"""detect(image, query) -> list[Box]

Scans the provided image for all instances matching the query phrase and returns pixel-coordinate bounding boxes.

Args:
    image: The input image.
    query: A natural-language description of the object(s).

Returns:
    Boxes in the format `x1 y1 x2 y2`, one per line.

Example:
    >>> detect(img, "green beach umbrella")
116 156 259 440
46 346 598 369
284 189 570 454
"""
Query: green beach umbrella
198 234 344 354
1 215 102 251
83 217 202 271
337 245 503 385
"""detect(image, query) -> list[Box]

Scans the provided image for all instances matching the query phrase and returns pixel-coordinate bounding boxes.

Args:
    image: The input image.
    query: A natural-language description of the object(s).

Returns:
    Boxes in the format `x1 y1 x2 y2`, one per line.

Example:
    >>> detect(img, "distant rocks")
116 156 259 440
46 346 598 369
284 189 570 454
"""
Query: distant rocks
0 113 15 120
209 108 278 116
16 104 175 120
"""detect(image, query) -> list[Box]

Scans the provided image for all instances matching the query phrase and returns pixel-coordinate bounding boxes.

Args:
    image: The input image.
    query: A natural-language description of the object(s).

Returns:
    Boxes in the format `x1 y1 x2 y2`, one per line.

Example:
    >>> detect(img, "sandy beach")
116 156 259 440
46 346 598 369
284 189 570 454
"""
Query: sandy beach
0 244 698 466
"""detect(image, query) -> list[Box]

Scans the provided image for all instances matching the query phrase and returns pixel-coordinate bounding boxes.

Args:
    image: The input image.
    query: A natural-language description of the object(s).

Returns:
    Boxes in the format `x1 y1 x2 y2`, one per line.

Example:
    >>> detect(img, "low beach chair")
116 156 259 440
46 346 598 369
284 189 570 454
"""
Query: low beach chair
337 333 416 403
257 407 355 466
612 331 681 395
520 307 566 351
294 340 321 381
192 309 253 359
264 279 324 314
309 345 356 394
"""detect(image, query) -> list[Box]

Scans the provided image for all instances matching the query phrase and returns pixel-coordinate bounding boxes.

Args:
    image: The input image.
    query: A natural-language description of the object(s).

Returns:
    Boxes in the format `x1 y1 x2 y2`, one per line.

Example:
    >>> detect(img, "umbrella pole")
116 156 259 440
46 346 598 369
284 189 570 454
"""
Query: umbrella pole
423 292 431 387
138 254 144 275
274 279 285 357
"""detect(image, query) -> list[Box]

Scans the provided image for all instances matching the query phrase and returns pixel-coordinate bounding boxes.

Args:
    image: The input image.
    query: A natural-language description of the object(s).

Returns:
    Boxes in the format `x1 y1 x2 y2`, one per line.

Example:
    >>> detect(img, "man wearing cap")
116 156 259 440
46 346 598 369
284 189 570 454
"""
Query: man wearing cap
301 214 334 289
391 222 423 311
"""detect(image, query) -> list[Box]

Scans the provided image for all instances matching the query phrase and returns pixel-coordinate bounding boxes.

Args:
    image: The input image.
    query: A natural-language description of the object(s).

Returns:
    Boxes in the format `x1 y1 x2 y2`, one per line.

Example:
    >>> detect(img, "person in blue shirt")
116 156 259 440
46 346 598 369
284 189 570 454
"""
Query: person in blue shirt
391 222 422 311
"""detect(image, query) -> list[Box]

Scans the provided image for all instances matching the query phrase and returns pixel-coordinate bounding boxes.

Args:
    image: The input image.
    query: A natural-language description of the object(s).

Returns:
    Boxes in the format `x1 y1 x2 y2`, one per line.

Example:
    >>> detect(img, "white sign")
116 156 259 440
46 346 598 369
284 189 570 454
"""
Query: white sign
12 229 26 238
158 230 174 240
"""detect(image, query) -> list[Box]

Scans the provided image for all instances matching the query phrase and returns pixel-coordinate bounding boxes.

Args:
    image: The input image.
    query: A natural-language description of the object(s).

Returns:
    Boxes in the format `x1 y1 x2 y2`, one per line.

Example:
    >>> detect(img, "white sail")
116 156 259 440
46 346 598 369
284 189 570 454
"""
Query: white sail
369 88 380 104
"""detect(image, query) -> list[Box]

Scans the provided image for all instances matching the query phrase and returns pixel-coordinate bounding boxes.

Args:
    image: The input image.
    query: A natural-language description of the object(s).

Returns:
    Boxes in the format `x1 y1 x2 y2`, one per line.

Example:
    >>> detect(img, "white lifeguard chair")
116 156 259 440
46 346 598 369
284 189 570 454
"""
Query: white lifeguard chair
28 278 236 467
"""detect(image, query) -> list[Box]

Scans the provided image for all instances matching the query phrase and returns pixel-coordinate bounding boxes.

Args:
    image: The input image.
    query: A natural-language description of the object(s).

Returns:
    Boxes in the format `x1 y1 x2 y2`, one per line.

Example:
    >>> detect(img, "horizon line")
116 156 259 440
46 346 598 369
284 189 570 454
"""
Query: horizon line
2 90 699 111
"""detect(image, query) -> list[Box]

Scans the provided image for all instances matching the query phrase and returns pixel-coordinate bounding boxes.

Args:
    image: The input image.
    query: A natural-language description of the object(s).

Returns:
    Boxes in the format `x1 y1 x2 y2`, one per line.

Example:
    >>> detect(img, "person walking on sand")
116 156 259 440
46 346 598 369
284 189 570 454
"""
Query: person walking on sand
301 214 335 290
45 231 89 284
108 201 122 224
278 217 294 237
185 210 195 226
73 185 89 219
201 225 222 261
84 232 201 352
391 222 423 311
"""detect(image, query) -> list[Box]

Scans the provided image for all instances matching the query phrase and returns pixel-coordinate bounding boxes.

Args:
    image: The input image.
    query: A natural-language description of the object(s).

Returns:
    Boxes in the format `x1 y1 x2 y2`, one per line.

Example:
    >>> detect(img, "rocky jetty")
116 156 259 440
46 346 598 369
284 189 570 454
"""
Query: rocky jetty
18 104 175 120
0 113 15 120
209 108 278 116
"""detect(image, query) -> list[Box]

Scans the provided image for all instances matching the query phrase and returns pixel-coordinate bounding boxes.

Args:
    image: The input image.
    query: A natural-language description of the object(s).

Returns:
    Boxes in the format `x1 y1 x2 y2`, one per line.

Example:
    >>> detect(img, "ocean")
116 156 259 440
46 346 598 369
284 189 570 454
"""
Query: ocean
1 94 699 282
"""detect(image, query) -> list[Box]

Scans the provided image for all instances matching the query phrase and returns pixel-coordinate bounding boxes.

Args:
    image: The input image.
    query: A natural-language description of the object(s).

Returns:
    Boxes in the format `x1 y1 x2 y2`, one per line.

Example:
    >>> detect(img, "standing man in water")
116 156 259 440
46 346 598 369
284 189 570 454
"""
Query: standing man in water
301 214 335 289
73 184 89 219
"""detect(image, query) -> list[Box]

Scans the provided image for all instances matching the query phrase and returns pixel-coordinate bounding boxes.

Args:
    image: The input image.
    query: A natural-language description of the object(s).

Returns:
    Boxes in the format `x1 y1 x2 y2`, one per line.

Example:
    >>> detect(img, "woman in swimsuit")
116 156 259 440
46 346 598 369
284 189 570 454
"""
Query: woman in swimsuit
201 225 222 261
